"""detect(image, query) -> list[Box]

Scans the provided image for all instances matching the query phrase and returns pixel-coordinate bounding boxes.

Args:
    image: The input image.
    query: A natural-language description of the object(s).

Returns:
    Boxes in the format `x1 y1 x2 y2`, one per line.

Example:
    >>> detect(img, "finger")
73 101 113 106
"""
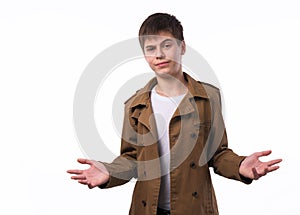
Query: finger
71 175 86 180
255 150 272 157
252 167 260 180
79 180 95 189
78 180 88 185
267 165 280 173
267 159 283 166
77 158 93 165
67 169 83 174
252 167 268 180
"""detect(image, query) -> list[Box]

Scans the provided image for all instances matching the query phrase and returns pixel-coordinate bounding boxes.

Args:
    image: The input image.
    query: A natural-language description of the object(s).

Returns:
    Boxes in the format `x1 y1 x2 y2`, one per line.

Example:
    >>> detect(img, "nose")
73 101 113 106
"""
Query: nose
155 48 165 59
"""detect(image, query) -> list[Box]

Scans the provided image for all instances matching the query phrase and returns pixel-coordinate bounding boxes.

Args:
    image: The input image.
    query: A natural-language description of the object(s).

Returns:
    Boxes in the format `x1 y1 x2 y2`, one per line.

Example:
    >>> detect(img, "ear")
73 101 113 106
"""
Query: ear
181 40 186 55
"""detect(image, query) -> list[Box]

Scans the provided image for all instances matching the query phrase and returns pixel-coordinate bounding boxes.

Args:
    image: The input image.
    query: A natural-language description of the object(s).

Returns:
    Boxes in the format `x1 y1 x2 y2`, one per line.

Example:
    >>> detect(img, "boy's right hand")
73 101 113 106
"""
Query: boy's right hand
67 158 109 189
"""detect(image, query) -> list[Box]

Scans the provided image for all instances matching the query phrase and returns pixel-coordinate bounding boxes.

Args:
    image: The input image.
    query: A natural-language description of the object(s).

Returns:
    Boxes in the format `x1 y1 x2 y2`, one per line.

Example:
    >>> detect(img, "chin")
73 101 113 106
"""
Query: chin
155 70 171 76
155 70 178 79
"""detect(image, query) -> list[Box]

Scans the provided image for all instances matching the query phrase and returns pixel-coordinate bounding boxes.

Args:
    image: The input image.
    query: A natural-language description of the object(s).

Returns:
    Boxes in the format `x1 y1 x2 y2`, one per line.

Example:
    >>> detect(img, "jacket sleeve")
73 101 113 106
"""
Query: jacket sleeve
100 102 138 188
206 88 252 184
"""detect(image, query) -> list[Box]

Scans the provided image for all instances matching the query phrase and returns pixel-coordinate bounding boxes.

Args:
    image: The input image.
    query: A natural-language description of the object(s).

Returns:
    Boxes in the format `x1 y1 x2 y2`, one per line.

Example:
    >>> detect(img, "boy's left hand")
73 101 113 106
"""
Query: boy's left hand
239 150 282 180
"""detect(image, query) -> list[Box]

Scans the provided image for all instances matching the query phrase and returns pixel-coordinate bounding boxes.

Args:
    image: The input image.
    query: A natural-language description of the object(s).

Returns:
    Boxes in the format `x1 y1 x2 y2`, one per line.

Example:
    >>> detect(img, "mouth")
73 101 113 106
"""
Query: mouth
155 61 170 67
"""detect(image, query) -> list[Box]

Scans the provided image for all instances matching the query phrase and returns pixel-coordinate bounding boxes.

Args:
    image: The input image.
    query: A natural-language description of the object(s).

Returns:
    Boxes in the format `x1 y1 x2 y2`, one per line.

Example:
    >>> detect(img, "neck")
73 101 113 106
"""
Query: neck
155 71 188 97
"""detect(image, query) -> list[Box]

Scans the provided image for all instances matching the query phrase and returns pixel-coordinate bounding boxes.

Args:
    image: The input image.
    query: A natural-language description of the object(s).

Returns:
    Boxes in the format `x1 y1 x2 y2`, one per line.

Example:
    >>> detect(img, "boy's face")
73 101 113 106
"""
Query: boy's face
142 31 185 78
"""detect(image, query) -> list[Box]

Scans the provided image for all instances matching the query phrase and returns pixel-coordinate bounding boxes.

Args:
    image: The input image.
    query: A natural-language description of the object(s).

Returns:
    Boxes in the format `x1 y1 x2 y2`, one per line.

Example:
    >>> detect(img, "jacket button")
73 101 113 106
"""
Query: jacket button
192 191 199 198
190 132 197 139
190 161 196 169
142 200 147 207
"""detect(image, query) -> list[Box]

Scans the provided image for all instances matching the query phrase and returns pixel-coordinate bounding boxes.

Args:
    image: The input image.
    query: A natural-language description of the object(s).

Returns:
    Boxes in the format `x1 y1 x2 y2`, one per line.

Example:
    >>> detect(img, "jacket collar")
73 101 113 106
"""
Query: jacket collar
129 72 209 109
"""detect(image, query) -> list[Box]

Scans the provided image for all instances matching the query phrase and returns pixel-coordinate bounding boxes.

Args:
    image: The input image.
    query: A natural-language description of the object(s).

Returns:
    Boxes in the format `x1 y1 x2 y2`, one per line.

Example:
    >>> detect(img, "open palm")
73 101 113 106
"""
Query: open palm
67 158 109 188
239 150 282 180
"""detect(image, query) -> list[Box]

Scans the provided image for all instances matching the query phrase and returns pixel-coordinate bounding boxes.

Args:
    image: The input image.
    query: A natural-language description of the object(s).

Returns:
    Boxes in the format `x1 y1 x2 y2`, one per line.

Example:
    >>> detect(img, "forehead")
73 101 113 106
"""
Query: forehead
143 31 177 46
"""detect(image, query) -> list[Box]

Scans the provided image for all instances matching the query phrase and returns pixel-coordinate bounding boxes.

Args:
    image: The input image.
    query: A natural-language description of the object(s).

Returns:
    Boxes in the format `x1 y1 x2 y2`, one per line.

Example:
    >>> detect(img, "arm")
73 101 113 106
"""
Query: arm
205 87 250 183
99 102 138 188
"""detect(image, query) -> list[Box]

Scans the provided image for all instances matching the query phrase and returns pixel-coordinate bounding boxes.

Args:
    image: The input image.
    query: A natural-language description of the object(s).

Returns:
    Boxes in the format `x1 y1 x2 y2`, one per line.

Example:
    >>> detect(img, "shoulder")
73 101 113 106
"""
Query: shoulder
197 81 222 108
124 76 157 107
198 81 220 92
123 87 150 113
198 81 221 99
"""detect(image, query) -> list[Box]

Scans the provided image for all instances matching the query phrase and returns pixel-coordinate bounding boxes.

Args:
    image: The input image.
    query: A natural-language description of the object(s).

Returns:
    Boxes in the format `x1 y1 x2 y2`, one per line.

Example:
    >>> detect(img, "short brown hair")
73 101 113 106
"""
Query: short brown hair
138 13 184 48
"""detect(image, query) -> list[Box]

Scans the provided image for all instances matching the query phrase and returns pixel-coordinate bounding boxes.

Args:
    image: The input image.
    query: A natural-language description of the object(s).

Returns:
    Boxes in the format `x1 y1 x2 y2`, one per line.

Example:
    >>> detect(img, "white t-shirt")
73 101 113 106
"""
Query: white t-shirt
151 86 186 210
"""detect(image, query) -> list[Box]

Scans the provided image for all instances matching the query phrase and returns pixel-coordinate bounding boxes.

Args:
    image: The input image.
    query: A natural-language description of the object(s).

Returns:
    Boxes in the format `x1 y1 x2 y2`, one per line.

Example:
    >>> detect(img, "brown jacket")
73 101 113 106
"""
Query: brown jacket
102 73 252 215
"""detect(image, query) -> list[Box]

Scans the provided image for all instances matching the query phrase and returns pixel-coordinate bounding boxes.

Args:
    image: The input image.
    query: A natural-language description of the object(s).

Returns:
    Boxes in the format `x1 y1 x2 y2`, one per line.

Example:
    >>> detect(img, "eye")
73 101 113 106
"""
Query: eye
162 42 172 49
145 46 155 53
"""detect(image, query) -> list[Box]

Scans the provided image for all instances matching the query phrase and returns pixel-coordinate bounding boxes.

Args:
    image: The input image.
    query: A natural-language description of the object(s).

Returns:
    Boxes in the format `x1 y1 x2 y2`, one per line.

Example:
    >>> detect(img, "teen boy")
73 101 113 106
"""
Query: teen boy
67 13 282 215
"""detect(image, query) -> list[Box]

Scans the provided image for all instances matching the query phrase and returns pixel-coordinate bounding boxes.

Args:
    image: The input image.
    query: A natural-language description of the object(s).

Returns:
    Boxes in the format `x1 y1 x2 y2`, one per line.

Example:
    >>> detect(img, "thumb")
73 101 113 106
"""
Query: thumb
77 158 93 165
256 150 272 158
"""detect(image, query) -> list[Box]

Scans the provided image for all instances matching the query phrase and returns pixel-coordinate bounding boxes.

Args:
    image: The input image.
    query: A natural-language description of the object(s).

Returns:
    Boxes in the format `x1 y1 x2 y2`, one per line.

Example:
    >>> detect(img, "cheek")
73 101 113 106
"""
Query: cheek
167 50 181 62
145 56 154 65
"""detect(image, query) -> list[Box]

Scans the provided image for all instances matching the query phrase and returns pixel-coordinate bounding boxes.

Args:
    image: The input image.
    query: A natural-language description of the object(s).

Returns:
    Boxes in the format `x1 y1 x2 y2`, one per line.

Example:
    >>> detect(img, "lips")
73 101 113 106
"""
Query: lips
155 61 170 67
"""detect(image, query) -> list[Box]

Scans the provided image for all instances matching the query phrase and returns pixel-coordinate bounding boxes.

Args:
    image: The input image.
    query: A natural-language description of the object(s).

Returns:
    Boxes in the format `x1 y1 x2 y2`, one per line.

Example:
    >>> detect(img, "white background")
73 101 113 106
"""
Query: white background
1 0 299 214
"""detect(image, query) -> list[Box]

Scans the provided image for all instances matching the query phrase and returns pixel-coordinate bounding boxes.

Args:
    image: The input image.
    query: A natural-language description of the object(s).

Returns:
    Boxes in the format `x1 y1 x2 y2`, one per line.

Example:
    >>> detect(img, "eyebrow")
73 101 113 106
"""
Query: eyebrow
144 38 174 49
